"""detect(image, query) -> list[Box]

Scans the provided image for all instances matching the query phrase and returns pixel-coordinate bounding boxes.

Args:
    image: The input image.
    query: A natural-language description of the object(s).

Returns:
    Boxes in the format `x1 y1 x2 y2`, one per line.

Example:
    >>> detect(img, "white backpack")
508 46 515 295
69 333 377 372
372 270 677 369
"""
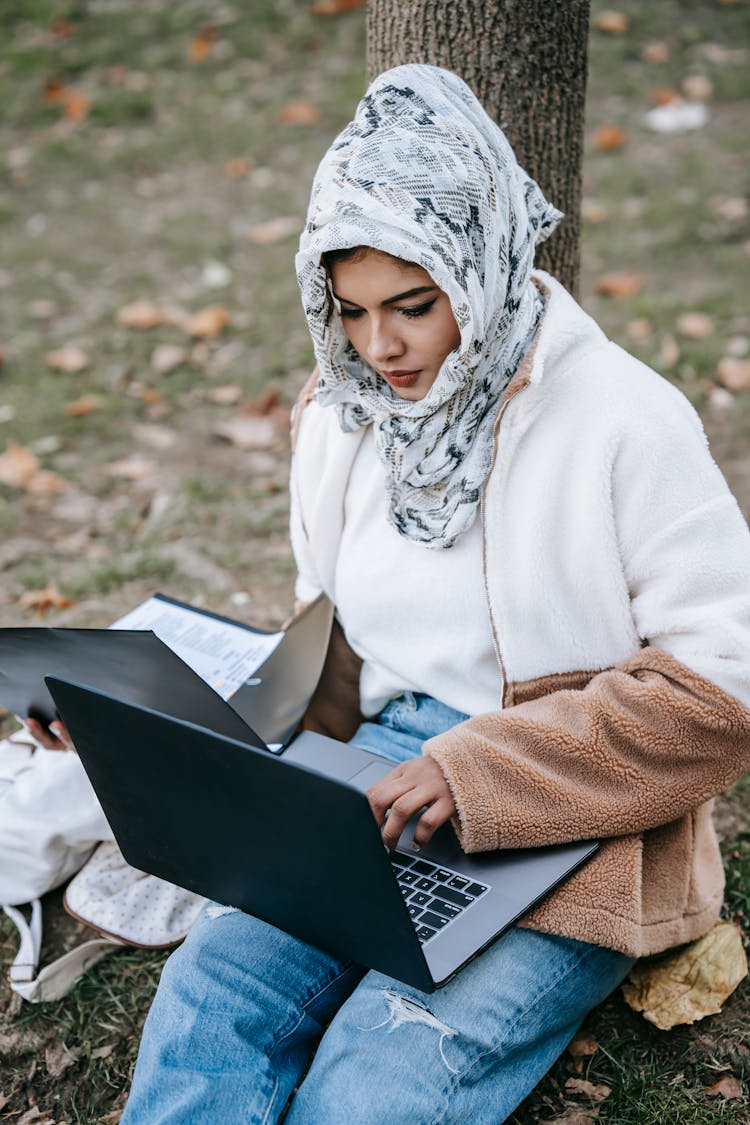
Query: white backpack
1 726 205 1002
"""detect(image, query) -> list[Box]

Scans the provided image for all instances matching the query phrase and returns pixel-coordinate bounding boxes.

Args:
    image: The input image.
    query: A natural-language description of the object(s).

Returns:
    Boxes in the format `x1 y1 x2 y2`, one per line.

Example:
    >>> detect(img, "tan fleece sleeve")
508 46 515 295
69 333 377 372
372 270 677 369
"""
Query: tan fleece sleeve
424 647 750 853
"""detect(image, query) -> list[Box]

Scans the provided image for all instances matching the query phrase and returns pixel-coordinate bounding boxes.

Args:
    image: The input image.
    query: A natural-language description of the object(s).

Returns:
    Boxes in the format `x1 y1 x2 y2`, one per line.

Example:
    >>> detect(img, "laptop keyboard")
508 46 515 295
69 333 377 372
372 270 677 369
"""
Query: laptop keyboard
391 853 489 945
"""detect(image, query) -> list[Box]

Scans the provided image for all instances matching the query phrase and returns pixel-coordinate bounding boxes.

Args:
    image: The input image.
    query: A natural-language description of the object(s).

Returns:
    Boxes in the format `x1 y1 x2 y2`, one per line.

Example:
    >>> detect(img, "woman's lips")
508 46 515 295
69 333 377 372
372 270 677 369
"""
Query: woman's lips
380 369 421 388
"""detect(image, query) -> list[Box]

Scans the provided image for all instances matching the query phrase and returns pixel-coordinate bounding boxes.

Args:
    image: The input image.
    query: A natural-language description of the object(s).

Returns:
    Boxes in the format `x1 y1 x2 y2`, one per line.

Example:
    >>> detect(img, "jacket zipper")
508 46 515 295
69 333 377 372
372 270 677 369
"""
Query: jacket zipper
480 385 527 709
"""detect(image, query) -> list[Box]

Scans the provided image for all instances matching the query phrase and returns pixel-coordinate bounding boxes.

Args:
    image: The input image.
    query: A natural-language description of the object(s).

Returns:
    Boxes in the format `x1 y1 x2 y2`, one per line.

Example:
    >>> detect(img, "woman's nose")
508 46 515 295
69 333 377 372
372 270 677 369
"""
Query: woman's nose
368 318 405 363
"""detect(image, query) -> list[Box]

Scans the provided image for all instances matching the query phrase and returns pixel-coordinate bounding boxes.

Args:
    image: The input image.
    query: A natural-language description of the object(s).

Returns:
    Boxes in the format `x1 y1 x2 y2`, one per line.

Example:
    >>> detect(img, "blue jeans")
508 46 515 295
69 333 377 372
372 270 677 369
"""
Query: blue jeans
121 694 634 1124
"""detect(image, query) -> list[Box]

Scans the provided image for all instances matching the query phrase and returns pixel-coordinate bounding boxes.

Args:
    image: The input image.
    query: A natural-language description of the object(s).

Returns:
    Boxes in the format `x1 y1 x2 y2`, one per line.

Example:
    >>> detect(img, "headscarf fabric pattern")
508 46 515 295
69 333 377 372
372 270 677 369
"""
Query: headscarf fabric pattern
296 64 562 548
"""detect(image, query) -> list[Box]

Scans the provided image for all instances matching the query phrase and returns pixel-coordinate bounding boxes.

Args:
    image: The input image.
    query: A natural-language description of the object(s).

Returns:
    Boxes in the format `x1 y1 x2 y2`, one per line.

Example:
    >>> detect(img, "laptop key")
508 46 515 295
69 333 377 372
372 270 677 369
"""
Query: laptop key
416 925 437 942
433 869 452 882
408 904 423 920
398 870 418 885
411 891 432 907
448 875 469 890
465 881 488 898
419 911 449 930
432 885 473 909
427 897 461 919
414 877 436 892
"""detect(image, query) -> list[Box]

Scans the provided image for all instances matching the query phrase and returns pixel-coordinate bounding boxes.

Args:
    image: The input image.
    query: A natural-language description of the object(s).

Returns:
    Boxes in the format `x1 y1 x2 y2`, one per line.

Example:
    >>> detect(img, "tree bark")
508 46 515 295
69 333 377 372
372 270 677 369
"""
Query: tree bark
366 0 589 296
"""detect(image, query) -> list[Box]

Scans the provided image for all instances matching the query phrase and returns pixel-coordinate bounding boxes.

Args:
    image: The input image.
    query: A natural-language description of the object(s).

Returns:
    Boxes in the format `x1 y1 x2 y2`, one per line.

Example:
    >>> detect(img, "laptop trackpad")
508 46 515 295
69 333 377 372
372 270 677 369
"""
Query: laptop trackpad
346 760 395 791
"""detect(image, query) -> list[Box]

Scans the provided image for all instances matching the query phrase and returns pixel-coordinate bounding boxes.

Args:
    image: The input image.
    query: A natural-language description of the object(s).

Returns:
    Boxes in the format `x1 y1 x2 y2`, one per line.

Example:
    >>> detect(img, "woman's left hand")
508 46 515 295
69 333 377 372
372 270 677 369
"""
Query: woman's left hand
366 757 456 851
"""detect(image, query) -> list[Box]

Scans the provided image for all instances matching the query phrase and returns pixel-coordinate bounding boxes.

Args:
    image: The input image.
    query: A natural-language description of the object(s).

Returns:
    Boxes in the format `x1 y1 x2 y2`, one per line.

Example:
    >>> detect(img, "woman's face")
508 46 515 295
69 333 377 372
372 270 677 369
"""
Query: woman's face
329 248 461 401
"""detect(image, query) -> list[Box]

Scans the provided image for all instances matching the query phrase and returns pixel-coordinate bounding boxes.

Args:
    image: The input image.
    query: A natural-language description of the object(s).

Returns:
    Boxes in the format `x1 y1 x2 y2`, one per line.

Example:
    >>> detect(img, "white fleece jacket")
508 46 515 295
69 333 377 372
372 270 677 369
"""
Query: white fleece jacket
290 273 750 956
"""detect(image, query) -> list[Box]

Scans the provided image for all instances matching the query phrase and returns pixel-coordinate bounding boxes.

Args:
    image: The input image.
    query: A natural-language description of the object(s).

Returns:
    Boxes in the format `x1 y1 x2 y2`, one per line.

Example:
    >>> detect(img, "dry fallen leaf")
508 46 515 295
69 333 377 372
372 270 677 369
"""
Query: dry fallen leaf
660 334 680 369
188 25 217 62
702 1073 743 1099
45 345 89 373
622 920 748 1030
682 74 714 102
20 585 73 614
626 318 652 342
248 216 300 246
63 89 90 123
593 124 628 152
91 1042 115 1060
564 1077 612 1103
43 77 67 105
213 415 276 451
151 344 187 375
581 199 608 225
677 312 715 340
649 87 679 107
116 299 166 329
594 10 630 33
105 456 155 481
594 271 644 298
0 440 40 488
710 196 748 222
207 383 243 405
716 357 750 393
45 1040 76 1077
224 156 255 179
65 394 103 416
26 469 68 497
310 0 365 13
277 99 321 126
641 41 670 64
184 306 231 339
551 1112 600 1124
566 1029 598 1073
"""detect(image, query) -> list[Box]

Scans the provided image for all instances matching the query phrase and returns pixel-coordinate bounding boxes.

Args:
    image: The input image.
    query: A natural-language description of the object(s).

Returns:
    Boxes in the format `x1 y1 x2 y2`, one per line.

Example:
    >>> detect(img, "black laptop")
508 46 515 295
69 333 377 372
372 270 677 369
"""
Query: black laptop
45 661 597 991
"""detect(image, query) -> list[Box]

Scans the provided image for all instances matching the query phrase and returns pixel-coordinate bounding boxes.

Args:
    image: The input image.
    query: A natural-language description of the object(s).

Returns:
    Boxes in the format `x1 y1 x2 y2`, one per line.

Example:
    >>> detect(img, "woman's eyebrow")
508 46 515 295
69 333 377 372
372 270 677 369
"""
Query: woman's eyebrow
333 285 438 307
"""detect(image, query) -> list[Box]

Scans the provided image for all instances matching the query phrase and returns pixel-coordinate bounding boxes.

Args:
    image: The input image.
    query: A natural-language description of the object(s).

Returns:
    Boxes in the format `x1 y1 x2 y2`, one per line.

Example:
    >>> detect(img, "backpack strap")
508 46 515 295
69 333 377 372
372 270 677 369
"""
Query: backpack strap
3 901 122 1003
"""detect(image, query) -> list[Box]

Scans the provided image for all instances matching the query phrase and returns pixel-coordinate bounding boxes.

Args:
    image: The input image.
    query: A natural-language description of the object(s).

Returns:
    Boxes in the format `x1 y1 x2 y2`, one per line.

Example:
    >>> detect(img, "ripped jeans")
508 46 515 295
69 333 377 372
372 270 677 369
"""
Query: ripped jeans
121 694 634 1125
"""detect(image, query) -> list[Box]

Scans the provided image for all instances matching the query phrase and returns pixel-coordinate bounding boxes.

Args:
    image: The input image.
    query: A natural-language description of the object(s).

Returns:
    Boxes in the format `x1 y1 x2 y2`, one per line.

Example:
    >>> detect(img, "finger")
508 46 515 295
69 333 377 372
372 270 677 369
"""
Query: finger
366 769 416 826
381 788 434 851
49 722 74 750
26 718 62 750
413 796 456 847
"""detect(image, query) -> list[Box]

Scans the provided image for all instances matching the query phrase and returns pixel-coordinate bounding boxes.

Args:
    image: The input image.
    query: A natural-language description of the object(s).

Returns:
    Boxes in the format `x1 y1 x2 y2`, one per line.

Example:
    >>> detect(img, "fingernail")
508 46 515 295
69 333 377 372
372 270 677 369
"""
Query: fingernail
411 841 421 852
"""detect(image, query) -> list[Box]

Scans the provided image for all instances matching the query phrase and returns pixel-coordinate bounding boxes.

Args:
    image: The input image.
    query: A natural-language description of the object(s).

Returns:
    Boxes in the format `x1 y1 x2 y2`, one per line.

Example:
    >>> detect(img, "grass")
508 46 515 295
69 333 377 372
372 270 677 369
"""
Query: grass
1 0 750 1120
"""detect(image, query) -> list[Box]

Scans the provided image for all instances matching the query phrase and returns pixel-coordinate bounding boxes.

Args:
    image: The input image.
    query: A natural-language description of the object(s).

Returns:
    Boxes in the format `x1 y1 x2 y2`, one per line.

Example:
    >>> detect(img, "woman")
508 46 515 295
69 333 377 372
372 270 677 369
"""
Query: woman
119 65 750 1123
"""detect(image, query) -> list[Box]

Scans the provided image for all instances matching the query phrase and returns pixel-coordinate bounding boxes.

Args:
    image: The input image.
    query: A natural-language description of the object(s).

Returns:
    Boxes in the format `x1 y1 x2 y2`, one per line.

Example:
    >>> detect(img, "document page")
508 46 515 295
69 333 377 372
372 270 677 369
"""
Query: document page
111 596 283 701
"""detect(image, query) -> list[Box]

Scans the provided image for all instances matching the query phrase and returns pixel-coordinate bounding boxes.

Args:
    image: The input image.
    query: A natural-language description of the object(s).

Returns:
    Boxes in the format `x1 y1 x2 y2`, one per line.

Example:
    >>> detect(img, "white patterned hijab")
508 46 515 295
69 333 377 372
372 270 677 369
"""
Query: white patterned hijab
296 64 561 548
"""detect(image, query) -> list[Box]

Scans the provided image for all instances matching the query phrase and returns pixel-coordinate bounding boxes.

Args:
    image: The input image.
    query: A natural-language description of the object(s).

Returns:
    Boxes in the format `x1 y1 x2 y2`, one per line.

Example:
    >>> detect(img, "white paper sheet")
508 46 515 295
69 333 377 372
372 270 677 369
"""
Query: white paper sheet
111 597 283 701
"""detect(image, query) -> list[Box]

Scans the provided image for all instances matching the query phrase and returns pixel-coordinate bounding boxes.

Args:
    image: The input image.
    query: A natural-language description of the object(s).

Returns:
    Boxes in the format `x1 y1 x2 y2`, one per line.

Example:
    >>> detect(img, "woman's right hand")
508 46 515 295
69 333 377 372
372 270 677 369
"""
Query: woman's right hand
25 718 75 751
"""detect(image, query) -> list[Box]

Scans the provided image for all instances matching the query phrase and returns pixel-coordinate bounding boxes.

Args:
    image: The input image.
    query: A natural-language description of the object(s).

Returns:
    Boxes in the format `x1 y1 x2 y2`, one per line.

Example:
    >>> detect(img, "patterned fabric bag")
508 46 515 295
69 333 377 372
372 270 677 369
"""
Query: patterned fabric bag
1 727 205 1003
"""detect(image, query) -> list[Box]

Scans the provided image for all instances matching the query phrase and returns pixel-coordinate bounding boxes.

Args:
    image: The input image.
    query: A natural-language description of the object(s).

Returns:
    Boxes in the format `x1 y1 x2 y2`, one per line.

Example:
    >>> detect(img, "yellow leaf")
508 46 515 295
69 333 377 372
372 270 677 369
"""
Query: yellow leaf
117 299 166 329
0 440 40 488
622 920 748 1029
247 217 300 246
310 0 365 13
716 357 750 393
566 1030 598 1073
19 585 73 614
594 271 645 297
277 100 321 126
188 25 217 62
702 1074 743 1099
65 394 103 416
45 345 89 373
594 10 630 33
184 306 231 339
63 89 90 123
593 124 628 152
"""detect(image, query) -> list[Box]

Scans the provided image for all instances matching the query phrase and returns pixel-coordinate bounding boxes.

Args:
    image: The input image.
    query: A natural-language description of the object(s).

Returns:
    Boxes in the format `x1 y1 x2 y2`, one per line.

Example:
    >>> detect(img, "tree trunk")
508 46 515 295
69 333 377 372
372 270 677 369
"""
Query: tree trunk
366 0 589 296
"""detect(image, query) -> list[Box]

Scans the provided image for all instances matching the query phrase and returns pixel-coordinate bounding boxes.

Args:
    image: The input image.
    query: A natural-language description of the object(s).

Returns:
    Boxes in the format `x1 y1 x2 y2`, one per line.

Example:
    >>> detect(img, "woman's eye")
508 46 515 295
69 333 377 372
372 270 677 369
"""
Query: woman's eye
399 300 436 319
340 308 364 320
